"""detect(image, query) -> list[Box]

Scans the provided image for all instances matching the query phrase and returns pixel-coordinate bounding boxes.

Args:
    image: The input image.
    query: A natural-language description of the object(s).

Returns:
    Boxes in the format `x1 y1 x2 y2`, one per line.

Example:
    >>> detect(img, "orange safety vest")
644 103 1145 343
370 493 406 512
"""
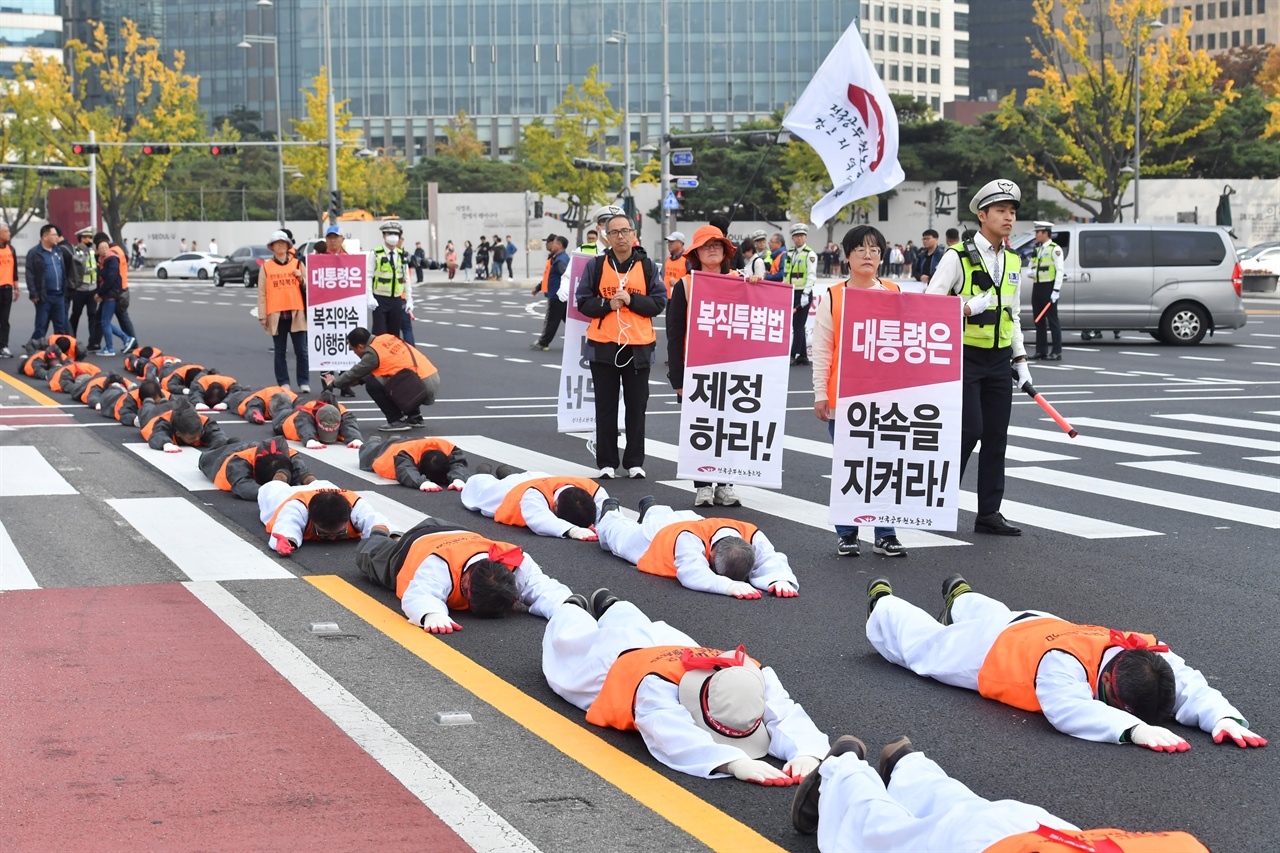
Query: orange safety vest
493 477 600 527
369 334 436 380
977 618 1161 713
585 646 757 731
49 362 100 392
370 437 456 481
539 258 552 294
663 255 688 293
262 256 304 314
108 245 129 290
983 826 1207 853
236 385 296 418
822 280 900 406
140 409 210 443
114 386 165 420
79 375 110 403
636 519 759 579
586 260 655 346
47 334 80 360
265 488 361 540
0 244 14 286
280 399 347 441
195 373 237 392
213 444 298 491
393 530 520 608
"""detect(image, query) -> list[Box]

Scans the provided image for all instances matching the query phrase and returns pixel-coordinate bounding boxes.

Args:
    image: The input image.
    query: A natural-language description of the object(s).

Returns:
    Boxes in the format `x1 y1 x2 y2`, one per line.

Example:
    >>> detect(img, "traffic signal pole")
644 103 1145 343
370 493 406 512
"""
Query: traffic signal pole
89 130 98 233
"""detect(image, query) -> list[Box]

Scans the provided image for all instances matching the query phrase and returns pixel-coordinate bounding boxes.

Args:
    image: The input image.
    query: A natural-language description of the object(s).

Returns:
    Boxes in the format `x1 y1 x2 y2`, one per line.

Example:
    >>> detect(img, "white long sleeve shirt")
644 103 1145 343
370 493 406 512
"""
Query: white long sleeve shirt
1033 240 1066 292
400 549 572 626
633 665 830 778
462 471 610 539
925 233 1027 360
672 526 797 595
257 478 388 552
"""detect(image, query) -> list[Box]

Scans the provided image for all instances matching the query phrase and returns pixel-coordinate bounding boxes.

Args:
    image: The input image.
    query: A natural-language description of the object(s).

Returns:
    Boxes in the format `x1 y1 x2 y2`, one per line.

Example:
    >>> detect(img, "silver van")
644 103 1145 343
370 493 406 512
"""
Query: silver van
1011 224 1247 345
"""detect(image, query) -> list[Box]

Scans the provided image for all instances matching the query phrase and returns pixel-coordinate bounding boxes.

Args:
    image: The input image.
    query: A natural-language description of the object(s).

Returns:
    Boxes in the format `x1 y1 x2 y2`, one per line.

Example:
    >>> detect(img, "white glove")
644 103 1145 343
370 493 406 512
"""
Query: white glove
448 479 465 491
181 387 191 395
1014 361 1032 389
725 581 762 600
1050 289 1060 304
1130 723 1190 753
421 612 462 634
94 402 101 411
782 754 822 780
346 439 363 449
725 758 793 786
419 481 443 492
305 439 325 450
1212 718 1267 748
195 402 210 411
132 416 140 427
964 290 994 316
212 402 228 411
162 442 181 453
566 526 598 542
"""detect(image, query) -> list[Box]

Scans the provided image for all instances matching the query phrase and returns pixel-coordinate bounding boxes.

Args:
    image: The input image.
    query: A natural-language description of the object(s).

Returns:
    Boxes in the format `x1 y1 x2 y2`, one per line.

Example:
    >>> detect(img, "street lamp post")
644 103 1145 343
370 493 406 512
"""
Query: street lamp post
1131 17 1164 224
237 30 287 227
660 0 672 233
323 0 339 227
605 30 632 217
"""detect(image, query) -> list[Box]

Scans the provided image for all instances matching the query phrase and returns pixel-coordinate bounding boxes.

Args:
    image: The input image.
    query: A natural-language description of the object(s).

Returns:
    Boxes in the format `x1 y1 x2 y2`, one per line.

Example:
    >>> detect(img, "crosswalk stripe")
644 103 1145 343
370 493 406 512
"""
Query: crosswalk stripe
1007 425 1196 457
290 444 386 484
781 433 1077 464
1118 460 1280 493
955 491 1160 539
447 435 599 478
1256 411 1280 417
107 497 295 580
1066 417 1280 452
352 491 429 532
0 519 38 590
1005 467 1280 529
0 446 78 496
1245 456 1280 465
1154 413 1280 433
123 443 218 491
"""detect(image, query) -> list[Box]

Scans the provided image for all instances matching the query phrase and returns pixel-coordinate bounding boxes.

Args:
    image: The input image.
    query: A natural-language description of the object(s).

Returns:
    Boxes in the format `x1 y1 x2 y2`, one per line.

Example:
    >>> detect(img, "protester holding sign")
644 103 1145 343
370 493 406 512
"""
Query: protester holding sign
811 226 907 559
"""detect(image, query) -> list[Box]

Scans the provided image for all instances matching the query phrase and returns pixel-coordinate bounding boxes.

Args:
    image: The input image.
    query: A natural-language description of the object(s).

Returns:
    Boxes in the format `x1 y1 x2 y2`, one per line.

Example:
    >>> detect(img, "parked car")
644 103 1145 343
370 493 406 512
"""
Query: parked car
1009 223 1246 345
155 252 223 280
1237 241 1280 262
213 245 273 287
1237 243 1280 276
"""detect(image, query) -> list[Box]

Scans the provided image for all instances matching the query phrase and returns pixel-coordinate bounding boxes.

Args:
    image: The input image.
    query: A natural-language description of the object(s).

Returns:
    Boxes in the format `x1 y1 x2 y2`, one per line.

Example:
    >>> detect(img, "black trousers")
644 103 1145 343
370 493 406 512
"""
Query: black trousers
959 345 1014 516
1031 282 1061 356
536 298 566 347
370 294 402 336
589 358 650 470
0 286 12 349
791 290 808 361
68 291 102 348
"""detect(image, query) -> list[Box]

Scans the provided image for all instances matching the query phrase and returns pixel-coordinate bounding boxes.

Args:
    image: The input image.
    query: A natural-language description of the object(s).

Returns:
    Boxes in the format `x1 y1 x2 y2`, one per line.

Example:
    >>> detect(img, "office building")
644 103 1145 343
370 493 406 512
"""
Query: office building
858 0 971 114
3 0 62 77
1168 0 1275 53
966 0 1039 101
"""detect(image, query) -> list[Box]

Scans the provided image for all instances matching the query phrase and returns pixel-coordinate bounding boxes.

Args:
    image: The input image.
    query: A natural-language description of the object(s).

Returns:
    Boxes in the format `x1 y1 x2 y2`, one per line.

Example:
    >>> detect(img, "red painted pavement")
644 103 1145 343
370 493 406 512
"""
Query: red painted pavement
0 584 474 852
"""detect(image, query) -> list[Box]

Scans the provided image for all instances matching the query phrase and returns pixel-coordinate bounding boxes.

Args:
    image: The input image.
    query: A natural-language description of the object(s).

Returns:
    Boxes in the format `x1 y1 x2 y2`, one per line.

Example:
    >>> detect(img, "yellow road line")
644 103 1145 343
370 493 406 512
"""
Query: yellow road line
0 370 59 406
1245 309 1280 315
306 575 786 853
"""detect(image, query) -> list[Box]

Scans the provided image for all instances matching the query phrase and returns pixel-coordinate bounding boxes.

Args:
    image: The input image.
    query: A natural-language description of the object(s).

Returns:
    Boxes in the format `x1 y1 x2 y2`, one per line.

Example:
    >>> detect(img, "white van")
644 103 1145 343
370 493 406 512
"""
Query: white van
1010 224 1247 345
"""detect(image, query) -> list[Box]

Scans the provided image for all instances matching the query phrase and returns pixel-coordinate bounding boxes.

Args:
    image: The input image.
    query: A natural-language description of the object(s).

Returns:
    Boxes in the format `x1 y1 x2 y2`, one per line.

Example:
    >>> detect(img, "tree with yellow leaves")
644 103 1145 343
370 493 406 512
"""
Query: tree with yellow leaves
997 0 1233 222
1259 44 1280 139
436 112 487 162
8 19 203 241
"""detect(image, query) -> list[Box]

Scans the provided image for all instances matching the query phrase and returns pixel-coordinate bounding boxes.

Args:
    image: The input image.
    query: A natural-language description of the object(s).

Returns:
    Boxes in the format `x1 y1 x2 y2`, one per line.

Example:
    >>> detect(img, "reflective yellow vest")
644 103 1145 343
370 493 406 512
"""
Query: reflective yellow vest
371 246 408 298
956 243 1020 349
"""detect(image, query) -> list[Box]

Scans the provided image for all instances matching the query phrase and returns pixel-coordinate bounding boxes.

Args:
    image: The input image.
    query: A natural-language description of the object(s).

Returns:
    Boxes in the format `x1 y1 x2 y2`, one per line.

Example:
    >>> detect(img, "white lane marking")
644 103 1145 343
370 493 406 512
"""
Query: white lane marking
1006 467 1280 529
184 582 539 853
290 444 386 484
1130 371 1173 377
484 404 557 409
1154 414 1280 434
1119 351 1160 357
352 490 428 531
443 347 467 353
445 434 599 478
1061 346 1100 352
123 443 218 491
1007 425 1196 457
1245 456 1280 465
1179 355 1225 362
417 342 439 348
455 323 475 328
165 298 183 303
506 329 526 334
1119 460 1280 493
1253 362 1280 367
1163 388 1242 393
1233 344 1276 349
1066 417 1280 452
474 353 499 358
505 358 532 363
107 497 294 580
956 490 1160 539
541 363 560 369
1097 372 1138 377
0 520 38 590
0 446 78 496
480 326 499 331
1252 333 1280 338
1256 411 1280 417
214 301 232 306
191 300 208 305
782 433 1076 465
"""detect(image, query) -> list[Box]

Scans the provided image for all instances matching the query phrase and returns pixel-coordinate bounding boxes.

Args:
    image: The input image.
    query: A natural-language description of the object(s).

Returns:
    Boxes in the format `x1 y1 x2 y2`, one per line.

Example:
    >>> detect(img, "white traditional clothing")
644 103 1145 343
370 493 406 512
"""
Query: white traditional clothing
401 546 571 627
460 471 609 538
257 478 388 553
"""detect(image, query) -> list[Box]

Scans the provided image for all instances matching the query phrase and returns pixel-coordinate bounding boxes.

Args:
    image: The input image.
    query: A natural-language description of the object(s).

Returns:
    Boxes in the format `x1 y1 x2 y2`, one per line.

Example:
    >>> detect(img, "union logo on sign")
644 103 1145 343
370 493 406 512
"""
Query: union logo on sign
698 466 717 474
854 515 877 523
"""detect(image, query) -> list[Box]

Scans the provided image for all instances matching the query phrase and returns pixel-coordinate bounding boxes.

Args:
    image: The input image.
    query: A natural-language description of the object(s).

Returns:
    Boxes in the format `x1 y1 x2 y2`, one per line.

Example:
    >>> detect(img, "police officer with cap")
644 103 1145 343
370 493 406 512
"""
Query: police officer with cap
781 223 817 365
581 205 625 255
925 180 1029 536
69 226 102 350
1030 221 1065 361
371 220 410 337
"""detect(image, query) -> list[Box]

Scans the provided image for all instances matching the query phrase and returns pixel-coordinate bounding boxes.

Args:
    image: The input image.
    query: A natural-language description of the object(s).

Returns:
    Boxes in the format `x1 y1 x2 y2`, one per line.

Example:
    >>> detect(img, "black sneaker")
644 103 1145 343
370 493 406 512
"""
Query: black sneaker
974 512 1021 536
791 735 866 835
494 464 520 479
589 587 619 619
867 577 893 616
378 418 411 432
564 593 590 612
938 574 972 626
474 463 494 476
836 533 860 557
340 387 356 398
873 536 908 557
599 498 621 517
877 737 917 786
407 416 426 428
637 495 656 522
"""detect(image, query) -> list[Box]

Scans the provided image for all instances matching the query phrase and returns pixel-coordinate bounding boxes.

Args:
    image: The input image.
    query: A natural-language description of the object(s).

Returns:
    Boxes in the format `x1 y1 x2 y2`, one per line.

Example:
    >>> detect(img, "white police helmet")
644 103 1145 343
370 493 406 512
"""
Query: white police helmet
968 180 1022 215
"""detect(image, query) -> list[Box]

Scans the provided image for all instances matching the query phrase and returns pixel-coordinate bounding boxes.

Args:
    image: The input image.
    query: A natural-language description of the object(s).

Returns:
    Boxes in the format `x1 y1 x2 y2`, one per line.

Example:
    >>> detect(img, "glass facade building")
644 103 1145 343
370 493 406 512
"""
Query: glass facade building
2 0 62 78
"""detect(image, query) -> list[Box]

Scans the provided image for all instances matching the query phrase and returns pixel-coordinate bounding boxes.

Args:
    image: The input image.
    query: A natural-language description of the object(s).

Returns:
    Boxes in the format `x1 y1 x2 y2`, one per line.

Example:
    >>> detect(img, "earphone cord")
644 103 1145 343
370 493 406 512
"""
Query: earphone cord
609 254 634 370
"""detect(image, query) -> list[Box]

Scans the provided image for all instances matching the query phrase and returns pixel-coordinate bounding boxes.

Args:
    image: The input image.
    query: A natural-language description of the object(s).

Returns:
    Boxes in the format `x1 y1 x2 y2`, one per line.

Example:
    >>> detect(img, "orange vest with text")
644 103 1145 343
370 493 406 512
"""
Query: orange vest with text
822 280 899 406
493 477 600 527
265 488 360 540
140 409 210 444
370 437 456 481
237 385 296 417
262 256 305 315
109 245 129 289
369 334 436 380
213 444 299 491
585 646 756 731
586 260 655 346
393 530 519 608
983 827 1207 853
280 399 348 441
0 243 14 286
636 519 759 579
977 618 1160 713
663 255 688 293
49 361 99 392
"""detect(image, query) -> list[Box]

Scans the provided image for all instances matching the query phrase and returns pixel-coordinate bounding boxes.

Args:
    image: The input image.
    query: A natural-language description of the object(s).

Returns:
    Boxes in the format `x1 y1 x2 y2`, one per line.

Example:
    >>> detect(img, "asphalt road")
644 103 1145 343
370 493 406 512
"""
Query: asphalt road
3 274 1278 852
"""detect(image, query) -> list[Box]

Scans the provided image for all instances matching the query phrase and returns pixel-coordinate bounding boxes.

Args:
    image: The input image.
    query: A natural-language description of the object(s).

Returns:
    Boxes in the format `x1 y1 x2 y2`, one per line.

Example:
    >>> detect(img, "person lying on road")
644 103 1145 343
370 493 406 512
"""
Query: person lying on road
460 464 607 540
357 436 469 492
258 474 390 555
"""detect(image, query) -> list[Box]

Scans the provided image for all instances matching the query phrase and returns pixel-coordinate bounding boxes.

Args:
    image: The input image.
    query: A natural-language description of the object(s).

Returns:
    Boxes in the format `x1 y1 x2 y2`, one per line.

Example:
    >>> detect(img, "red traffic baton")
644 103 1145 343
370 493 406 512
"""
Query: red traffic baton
1016 375 1078 438
1034 302 1053 324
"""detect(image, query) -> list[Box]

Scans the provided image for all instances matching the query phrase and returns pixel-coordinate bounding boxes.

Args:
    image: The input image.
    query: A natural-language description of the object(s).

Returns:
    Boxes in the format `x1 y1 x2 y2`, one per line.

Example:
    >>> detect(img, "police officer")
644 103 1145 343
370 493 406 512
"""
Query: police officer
370 220 410 336
924 180 1030 536
774 223 817 365
1030 221 1065 361
579 205 625 255
68 227 102 352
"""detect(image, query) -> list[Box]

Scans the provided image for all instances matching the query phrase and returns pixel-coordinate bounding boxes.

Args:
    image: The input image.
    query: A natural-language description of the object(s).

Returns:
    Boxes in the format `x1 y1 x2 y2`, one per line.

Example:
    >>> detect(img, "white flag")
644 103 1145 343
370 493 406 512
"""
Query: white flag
783 19 904 227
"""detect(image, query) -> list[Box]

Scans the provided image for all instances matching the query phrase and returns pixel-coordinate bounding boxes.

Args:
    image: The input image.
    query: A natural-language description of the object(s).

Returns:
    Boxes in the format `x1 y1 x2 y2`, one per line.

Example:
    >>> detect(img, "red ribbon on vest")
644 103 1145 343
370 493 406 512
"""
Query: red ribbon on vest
1109 629 1169 653
487 543 523 567
681 644 748 671
1031 825 1125 853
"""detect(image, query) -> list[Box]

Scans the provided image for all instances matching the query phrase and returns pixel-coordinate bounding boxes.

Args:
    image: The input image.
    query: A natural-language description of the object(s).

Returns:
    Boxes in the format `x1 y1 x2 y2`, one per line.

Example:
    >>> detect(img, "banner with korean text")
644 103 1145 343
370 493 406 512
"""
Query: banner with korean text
677 272 791 488
307 253 369 372
828 289 961 529
557 253 599 433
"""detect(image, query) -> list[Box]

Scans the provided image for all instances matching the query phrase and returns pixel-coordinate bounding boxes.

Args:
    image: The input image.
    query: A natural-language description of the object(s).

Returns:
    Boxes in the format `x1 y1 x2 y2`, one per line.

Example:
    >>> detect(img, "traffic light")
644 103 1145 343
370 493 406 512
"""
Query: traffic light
209 144 239 156
328 189 343 219
533 201 544 218
141 144 172 155
71 143 100 155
